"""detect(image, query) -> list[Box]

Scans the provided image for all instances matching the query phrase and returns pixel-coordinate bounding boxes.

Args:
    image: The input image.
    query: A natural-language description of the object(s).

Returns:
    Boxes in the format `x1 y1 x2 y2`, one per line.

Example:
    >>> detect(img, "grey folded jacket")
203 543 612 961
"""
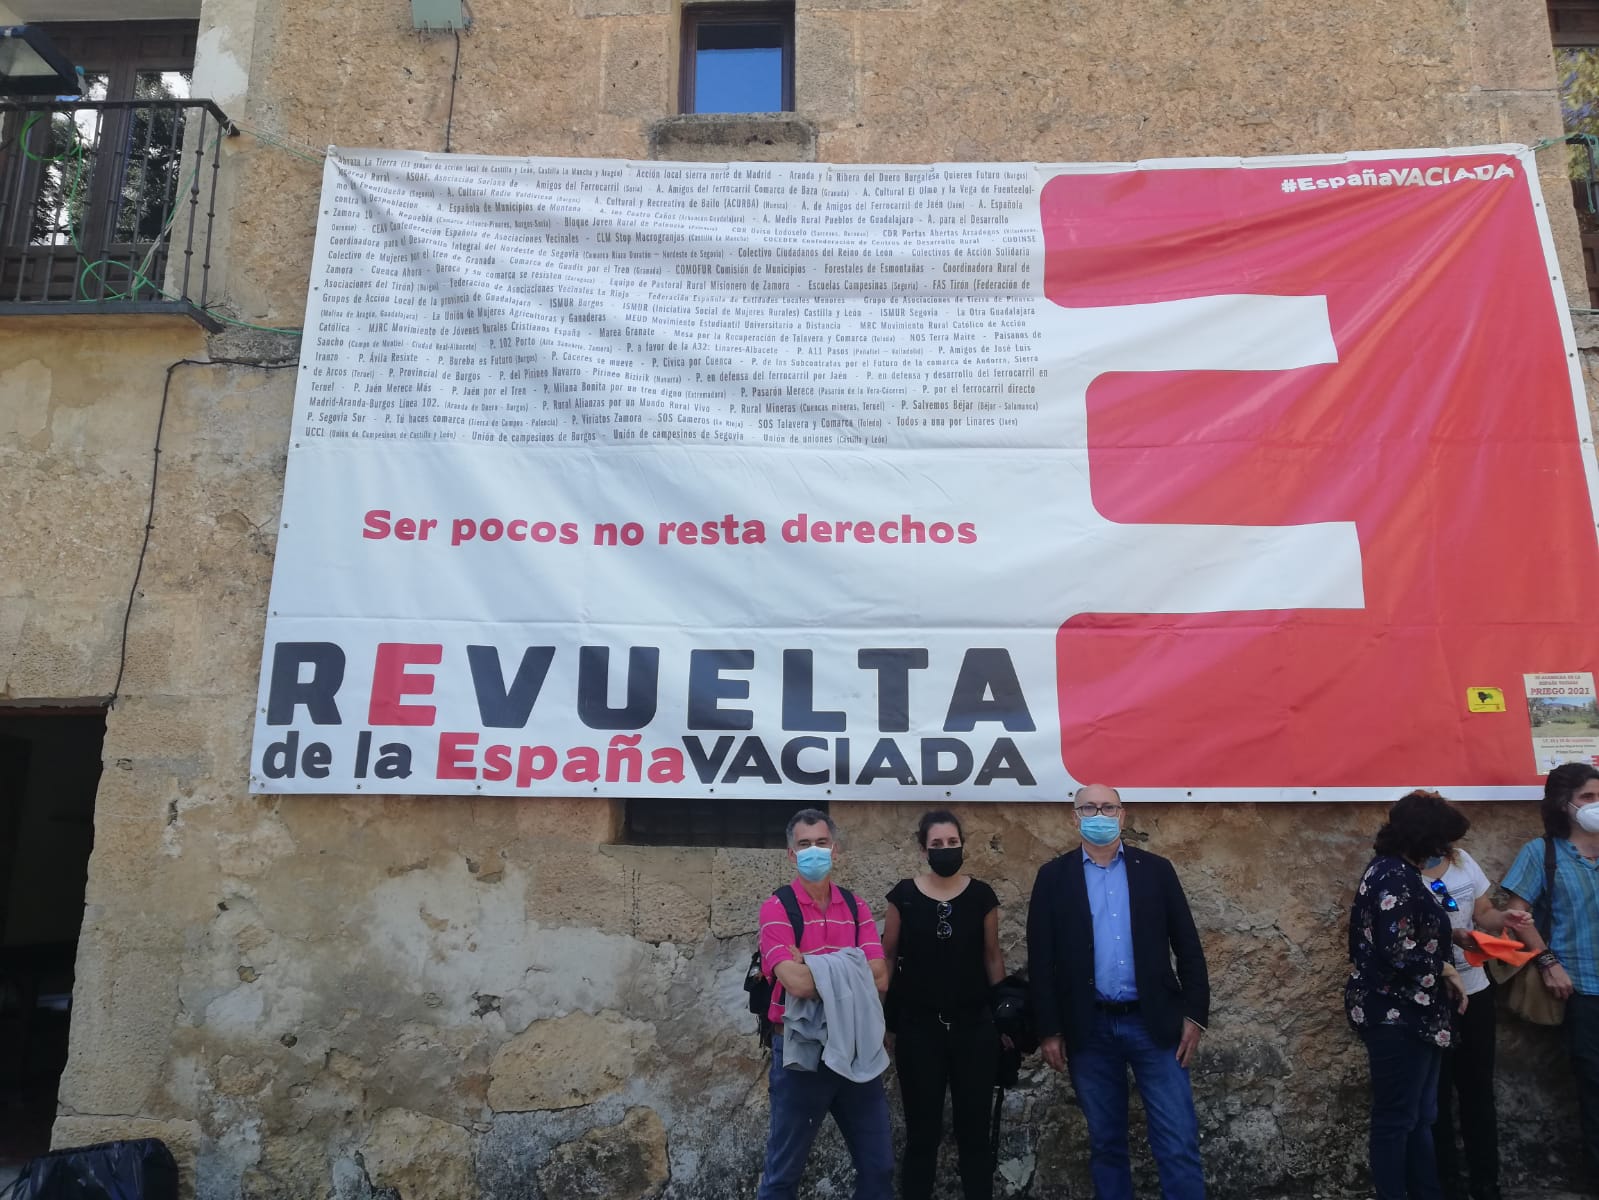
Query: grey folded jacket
781 946 889 1082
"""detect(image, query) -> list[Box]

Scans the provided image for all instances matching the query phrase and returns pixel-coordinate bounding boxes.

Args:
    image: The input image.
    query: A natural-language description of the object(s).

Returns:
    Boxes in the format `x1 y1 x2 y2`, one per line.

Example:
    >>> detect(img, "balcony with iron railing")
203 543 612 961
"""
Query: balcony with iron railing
0 95 233 329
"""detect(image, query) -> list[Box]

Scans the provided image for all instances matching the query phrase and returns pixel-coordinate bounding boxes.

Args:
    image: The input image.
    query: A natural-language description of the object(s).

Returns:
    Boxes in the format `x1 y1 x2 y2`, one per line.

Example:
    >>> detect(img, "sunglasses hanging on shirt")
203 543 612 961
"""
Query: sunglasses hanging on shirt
1428 879 1459 913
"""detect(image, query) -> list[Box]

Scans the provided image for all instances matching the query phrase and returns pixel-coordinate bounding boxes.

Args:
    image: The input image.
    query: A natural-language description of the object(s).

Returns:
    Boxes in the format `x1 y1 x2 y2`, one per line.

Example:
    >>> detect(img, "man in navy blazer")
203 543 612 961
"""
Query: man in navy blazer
1027 784 1210 1200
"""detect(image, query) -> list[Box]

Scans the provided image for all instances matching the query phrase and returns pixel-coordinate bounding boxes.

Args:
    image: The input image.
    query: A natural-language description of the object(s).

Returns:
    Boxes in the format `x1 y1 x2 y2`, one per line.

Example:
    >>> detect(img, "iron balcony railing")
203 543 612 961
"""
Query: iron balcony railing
0 97 232 320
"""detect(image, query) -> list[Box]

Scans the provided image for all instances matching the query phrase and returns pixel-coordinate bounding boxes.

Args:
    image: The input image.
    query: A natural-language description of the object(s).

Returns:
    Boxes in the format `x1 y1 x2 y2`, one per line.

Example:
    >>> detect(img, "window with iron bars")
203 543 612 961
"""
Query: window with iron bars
0 21 229 314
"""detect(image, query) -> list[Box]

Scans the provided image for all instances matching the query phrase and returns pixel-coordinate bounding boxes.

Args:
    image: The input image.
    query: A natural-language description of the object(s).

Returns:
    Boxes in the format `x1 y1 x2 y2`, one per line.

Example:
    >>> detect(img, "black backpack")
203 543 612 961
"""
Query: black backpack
742 883 861 1047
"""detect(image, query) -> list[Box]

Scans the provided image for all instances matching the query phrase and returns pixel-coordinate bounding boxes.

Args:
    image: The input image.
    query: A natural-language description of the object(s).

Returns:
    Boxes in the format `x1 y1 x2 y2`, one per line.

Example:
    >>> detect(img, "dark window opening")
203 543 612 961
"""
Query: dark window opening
0 709 103 1184
622 797 822 848
1551 1 1599 306
681 4 794 115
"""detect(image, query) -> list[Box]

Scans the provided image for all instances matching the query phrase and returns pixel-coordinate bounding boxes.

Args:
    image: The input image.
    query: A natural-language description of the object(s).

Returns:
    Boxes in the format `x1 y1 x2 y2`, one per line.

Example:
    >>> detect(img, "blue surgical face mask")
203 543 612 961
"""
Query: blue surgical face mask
1422 854 1446 870
1079 815 1121 847
795 845 833 882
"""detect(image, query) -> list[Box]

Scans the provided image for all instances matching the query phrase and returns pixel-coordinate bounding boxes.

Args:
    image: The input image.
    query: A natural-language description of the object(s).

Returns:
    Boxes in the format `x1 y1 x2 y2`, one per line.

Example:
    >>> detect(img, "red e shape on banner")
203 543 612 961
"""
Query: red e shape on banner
1045 154 1599 793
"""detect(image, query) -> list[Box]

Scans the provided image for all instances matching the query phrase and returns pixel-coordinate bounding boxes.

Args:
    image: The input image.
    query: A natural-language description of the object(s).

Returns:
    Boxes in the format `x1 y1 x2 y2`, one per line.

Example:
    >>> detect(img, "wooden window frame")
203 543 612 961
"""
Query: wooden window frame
1 20 198 302
33 20 198 99
1551 0 1599 46
679 3 796 116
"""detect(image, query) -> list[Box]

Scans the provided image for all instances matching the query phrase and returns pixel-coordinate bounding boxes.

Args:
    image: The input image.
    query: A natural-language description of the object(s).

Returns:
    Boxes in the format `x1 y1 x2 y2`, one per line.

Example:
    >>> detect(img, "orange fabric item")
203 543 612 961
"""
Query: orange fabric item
1462 931 1539 969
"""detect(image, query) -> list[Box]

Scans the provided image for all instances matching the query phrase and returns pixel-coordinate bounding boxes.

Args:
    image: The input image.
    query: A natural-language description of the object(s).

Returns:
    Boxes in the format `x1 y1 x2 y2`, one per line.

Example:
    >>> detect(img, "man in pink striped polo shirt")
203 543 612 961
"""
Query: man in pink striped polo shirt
756 807 891 1200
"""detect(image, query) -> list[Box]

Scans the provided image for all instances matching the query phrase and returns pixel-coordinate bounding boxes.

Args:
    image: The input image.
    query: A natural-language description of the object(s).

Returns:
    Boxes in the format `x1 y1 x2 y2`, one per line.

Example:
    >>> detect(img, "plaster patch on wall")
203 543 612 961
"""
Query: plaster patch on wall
202 978 268 1033
363 859 551 1019
205 813 299 875
192 0 258 110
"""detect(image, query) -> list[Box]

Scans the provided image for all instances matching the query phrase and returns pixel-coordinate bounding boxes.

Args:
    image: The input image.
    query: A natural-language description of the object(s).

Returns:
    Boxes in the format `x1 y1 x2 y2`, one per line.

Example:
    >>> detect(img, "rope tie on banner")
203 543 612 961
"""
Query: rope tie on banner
231 119 327 166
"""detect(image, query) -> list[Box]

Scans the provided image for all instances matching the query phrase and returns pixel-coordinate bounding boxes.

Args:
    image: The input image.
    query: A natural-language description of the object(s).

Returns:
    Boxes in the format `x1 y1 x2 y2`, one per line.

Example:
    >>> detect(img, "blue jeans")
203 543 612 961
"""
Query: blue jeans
1363 1024 1444 1200
757 1034 893 1200
1067 1012 1204 1200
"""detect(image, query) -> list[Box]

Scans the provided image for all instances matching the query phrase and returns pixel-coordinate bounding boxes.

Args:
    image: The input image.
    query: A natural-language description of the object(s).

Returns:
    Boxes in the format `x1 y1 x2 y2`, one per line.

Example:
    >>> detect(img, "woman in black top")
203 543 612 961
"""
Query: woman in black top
882 809 1005 1200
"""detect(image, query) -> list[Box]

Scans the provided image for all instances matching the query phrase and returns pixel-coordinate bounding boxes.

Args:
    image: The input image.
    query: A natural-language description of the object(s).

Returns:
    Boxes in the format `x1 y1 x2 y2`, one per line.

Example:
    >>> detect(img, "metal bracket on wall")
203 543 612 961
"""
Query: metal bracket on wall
411 0 468 33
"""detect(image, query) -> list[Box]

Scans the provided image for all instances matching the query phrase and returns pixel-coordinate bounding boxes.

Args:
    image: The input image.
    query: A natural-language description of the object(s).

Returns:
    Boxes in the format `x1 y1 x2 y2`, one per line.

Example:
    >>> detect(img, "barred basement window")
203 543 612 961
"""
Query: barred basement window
680 4 795 115
622 797 822 848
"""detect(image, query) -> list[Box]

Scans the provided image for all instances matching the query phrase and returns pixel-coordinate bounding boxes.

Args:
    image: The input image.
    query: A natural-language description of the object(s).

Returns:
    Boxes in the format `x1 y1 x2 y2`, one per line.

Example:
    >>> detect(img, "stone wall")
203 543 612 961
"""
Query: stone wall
205 0 1588 329
3 0 1597 1196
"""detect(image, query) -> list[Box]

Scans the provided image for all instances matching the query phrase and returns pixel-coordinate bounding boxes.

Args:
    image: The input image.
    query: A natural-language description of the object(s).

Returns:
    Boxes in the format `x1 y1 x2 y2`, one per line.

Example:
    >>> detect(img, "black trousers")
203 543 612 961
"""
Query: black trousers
894 1007 998 1200
1567 993 1599 1187
1432 981 1497 1199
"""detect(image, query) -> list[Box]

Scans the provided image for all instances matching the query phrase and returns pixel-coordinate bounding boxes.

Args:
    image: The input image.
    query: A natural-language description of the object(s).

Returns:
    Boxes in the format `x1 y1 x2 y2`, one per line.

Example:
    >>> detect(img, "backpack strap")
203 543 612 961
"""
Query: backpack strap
1538 836 1558 944
840 887 861 944
774 884 805 945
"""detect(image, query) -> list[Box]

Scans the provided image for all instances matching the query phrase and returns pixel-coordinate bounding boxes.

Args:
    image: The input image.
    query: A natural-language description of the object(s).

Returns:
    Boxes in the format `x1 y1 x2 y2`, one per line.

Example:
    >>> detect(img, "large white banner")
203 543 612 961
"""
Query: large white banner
251 148 1599 799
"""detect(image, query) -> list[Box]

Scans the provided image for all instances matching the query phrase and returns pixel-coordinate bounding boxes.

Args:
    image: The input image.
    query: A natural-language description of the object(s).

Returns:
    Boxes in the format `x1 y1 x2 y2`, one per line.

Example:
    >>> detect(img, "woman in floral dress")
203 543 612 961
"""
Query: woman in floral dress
1346 790 1471 1200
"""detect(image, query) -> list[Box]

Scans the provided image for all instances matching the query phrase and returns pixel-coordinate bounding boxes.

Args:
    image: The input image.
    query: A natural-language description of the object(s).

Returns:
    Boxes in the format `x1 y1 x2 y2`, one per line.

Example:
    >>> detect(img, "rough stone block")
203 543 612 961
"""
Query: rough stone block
0 357 51 445
527 842 634 934
574 0 669 15
55 940 181 1116
711 846 790 938
7 597 123 701
800 0 918 8
161 361 295 465
103 695 214 773
1443 86 1565 147
488 1009 656 1111
602 18 672 118
537 1106 669 1200
1469 0 1561 92
604 843 715 942
795 12 857 119
513 795 622 842
649 115 818 162
237 1132 335 1200
359 1107 476 1198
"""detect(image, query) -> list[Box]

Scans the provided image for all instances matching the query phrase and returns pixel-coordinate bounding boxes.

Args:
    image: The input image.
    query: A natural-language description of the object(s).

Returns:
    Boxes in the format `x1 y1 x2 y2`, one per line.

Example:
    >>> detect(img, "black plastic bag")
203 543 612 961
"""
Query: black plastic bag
5 1139 178 1200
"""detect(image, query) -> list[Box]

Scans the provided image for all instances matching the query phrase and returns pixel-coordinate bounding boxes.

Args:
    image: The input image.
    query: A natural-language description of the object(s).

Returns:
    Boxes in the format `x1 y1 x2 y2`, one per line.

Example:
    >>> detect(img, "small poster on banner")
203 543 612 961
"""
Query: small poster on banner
1525 672 1599 772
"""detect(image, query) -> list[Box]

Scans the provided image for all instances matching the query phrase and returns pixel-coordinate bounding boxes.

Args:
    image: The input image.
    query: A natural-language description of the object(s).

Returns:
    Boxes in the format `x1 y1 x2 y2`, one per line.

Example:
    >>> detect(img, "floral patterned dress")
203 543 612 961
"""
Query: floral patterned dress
1345 854 1454 1048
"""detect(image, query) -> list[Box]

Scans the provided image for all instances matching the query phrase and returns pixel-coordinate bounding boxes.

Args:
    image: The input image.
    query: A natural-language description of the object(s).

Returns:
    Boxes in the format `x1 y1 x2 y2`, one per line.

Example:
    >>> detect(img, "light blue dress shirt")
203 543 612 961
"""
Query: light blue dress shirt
1083 845 1137 1002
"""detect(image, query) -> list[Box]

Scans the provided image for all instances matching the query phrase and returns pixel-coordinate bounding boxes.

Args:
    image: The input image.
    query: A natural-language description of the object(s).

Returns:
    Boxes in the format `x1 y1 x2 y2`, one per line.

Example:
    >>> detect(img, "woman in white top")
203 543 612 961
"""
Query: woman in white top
1420 847 1531 1200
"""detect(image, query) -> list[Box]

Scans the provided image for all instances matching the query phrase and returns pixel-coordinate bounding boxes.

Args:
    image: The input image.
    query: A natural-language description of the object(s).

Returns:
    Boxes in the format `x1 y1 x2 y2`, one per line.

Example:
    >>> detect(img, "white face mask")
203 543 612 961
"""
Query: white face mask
1572 803 1599 834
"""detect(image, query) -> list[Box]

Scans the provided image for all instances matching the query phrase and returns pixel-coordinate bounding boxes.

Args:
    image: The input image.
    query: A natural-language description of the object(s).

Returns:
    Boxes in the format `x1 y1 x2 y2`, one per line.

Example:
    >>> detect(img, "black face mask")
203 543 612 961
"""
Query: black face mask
927 847 964 877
